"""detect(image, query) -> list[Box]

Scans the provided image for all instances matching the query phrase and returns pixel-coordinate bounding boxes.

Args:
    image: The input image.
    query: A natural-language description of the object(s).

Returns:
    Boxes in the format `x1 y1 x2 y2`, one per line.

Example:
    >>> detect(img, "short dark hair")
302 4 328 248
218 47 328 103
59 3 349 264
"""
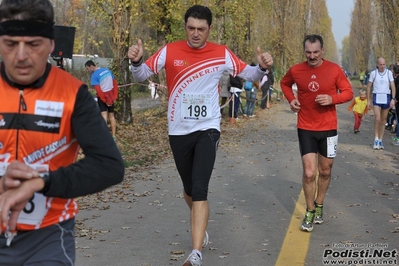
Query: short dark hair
393 64 399 74
184 5 212 26
303 34 324 50
85 60 96 67
0 0 54 23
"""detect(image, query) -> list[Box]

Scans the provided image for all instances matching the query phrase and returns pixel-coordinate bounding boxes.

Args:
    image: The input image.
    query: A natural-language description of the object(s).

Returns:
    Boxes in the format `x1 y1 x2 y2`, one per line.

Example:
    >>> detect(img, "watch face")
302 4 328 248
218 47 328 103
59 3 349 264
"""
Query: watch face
39 172 50 183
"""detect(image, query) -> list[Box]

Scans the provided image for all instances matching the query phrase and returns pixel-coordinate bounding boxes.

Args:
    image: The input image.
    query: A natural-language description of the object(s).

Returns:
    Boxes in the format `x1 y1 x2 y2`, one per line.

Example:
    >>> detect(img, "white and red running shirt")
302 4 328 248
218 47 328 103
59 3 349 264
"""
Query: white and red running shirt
131 40 265 135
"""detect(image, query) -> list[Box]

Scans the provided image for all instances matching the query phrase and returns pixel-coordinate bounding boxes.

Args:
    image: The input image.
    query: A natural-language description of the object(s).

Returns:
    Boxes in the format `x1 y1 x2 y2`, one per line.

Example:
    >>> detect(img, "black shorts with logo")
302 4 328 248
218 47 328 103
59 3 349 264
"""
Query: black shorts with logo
297 128 338 158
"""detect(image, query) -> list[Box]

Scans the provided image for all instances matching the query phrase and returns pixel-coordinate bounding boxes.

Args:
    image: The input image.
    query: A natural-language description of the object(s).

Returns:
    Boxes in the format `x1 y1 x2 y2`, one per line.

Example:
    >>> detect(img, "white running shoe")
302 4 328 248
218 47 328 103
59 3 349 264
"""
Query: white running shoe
373 139 380 150
202 231 209 248
379 140 384 149
182 252 202 266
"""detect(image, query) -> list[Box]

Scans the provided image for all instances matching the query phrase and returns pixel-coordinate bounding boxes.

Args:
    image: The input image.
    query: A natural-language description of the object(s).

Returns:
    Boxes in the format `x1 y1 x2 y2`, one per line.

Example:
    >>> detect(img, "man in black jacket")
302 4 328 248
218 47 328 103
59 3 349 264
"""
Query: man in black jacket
0 0 124 264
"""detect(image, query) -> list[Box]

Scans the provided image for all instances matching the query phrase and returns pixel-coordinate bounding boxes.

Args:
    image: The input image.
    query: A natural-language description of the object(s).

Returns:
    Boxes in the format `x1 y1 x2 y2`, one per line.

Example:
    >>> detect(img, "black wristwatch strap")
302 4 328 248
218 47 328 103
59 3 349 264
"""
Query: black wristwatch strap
131 57 143 67
258 65 269 73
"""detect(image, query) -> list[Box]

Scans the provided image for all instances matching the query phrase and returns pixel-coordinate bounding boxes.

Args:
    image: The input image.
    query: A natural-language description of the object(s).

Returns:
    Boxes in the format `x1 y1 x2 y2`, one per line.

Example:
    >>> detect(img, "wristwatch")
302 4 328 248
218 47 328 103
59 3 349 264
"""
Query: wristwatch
131 57 143 67
38 172 51 194
258 65 268 72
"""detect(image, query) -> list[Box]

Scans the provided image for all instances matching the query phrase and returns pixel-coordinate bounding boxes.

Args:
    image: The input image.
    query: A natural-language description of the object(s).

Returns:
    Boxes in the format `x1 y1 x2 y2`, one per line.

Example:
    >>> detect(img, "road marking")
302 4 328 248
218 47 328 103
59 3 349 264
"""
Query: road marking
275 189 310 265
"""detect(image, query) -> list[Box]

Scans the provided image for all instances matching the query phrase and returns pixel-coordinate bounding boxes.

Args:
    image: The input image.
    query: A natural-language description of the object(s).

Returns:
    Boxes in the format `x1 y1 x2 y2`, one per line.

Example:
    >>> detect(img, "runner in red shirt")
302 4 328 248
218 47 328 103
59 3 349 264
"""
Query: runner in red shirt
281 34 353 232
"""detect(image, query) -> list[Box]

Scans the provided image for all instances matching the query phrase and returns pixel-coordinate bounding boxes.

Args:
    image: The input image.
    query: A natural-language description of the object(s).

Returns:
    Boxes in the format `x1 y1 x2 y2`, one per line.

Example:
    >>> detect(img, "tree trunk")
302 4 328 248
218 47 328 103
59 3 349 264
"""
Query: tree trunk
116 58 133 124
110 0 133 124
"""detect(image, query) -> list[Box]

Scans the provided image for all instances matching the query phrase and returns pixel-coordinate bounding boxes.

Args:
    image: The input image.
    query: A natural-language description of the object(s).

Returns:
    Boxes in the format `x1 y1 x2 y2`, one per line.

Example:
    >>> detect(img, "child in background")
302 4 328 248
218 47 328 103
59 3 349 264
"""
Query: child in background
348 89 368 133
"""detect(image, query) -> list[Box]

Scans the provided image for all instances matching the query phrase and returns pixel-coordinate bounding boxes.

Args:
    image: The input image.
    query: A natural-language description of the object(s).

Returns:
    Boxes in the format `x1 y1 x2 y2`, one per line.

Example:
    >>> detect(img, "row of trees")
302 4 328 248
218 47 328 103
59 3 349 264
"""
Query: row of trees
342 0 399 73
50 0 397 123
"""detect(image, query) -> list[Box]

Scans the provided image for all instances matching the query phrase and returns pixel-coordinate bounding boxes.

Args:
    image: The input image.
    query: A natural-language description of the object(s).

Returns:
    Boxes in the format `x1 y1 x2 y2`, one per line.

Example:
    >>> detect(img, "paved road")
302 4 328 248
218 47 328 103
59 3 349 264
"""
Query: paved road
75 96 398 266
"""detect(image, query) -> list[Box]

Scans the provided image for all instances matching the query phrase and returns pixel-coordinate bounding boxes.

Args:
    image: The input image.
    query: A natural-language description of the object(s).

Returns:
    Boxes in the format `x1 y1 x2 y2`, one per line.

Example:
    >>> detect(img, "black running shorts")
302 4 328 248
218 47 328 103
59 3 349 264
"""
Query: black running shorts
169 129 220 201
297 128 338 158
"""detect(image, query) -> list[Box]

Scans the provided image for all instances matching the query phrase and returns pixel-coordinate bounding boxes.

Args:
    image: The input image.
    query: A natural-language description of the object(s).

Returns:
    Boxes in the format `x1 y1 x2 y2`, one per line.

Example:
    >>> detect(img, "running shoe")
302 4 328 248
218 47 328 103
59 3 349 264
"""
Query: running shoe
182 252 202 266
373 139 380 150
202 231 209 248
392 136 399 141
300 209 315 232
379 140 384 150
314 202 324 224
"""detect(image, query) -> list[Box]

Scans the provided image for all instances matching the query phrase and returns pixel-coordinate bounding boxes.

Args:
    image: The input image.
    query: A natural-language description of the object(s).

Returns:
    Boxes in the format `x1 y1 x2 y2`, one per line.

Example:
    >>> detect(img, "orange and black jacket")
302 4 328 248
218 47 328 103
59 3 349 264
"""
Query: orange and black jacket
0 63 124 230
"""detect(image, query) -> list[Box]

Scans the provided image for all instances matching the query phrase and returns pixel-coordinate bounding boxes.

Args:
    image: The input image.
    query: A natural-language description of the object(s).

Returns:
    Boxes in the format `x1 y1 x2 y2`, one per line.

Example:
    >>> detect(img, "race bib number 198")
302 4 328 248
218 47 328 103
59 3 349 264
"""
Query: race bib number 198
181 93 212 121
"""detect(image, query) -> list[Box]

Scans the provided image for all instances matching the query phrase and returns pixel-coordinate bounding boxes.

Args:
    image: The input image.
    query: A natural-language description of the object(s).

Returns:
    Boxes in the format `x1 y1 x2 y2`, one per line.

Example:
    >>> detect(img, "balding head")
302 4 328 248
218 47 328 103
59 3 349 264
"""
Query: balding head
377 57 386 72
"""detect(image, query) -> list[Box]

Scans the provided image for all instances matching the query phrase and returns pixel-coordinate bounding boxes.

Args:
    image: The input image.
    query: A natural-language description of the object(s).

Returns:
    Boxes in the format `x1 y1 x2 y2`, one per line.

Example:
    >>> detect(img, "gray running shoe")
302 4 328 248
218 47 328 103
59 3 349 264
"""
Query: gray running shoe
300 209 315 232
182 252 202 266
314 202 324 224
202 231 209 248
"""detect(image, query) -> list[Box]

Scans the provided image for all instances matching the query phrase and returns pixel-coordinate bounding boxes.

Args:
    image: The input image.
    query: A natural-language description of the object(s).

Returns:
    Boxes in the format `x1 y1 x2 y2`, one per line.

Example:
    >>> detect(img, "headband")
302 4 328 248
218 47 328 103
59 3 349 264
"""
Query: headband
0 20 54 39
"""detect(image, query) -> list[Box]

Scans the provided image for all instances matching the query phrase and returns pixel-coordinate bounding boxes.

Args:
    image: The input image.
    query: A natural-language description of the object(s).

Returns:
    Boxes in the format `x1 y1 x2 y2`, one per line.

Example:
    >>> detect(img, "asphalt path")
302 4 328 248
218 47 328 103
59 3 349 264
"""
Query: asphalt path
75 93 398 266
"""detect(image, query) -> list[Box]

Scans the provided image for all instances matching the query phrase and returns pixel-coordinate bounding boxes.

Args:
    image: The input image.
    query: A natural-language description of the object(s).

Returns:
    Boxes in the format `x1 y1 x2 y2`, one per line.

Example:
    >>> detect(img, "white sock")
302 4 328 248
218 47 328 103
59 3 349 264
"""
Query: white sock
192 249 202 260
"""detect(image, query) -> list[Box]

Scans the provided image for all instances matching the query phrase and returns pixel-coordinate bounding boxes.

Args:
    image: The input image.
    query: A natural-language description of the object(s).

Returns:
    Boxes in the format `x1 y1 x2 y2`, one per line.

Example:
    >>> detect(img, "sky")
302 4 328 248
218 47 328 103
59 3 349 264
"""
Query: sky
325 0 355 49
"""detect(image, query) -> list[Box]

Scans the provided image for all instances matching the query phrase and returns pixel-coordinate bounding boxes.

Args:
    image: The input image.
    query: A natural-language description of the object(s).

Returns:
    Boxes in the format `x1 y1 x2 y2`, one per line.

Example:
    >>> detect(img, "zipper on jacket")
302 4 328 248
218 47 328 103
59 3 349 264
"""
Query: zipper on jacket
16 89 27 160
5 230 17 246
19 90 26 111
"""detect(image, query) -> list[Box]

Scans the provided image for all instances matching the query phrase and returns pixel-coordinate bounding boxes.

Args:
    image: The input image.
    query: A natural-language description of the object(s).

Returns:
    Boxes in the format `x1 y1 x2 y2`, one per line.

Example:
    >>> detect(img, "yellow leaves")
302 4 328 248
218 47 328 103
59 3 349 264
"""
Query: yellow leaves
116 105 170 171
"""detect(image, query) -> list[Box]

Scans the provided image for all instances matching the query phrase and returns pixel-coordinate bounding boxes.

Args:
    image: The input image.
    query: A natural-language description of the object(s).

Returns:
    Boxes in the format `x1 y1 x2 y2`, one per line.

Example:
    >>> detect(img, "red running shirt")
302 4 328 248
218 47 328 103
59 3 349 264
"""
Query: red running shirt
281 60 353 131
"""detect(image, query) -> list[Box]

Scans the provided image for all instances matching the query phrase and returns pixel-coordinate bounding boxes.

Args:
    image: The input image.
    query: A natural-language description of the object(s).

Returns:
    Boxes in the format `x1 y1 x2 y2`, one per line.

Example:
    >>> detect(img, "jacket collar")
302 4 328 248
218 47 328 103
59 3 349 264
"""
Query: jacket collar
1 62 52 90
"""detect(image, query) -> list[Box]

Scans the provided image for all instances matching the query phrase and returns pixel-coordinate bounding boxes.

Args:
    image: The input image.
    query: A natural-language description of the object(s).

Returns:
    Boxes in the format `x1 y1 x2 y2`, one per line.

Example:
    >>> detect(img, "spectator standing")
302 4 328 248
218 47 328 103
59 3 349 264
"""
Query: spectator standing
259 67 274 109
0 0 124 264
243 63 259 117
243 80 259 117
364 69 370 86
359 69 365 87
85 60 119 140
127 5 273 266
366 57 396 149
219 70 231 116
392 65 399 145
280 34 353 232
229 74 243 121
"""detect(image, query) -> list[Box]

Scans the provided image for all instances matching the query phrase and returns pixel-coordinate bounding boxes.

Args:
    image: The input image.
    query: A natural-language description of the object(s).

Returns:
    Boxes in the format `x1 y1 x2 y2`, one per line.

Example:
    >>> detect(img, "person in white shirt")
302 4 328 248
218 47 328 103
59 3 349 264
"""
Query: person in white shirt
366 57 396 150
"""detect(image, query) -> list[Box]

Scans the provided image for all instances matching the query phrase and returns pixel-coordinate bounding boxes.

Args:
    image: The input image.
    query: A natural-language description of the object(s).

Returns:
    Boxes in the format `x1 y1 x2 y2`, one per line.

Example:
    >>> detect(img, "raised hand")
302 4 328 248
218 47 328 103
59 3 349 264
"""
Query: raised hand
128 39 144 63
257 47 273 69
